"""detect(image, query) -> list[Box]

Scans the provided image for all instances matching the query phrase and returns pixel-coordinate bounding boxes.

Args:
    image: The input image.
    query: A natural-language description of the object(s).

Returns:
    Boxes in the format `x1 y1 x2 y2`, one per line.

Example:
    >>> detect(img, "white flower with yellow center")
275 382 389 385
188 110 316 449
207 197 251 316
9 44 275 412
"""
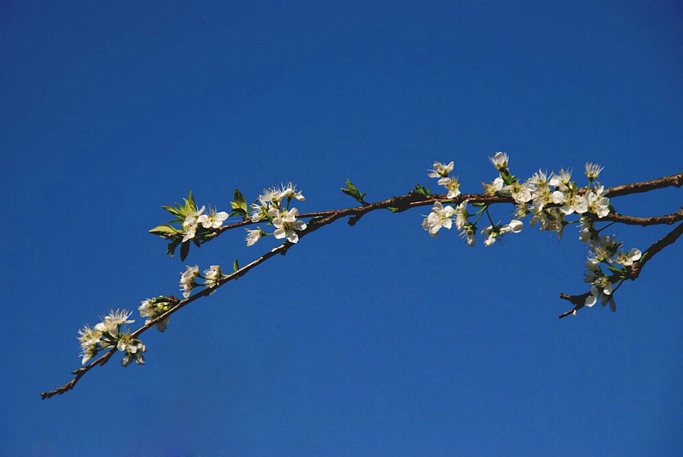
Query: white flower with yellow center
489 152 509 170
614 248 641 267
482 177 504 195
273 208 307 243
428 161 454 179
198 210 229 229
442 177 461 199
421 202 455 238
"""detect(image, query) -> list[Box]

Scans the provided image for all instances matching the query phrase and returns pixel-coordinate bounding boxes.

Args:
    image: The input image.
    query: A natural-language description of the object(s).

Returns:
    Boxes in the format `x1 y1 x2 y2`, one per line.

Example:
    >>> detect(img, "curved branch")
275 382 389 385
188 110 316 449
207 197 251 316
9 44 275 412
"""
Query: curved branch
558 222 683 319
209 173 682 237
44 173 683 398
626 222 683 280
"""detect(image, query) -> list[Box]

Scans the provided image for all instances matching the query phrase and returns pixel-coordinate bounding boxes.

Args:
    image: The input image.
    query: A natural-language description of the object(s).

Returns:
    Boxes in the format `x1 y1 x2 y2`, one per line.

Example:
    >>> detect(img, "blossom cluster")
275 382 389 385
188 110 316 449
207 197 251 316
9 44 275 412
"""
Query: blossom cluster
246 183 307 245
421 154 643 316
578 218 641 310
179 264 225 299
139 296 174 332
77 309 146 366
422 160 523 247
484 153 611 240
182 206 229 243
149 191 231 261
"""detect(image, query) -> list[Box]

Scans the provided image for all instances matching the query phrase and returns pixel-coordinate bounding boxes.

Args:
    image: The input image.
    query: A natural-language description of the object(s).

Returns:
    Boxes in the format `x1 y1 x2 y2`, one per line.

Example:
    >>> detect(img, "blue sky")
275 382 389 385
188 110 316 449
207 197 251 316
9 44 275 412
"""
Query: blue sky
2 1 683 455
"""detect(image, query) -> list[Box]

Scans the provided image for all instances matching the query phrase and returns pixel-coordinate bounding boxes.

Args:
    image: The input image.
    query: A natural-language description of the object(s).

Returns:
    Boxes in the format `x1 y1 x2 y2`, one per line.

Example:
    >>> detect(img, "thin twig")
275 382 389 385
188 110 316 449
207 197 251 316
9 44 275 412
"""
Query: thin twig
605 172 683 198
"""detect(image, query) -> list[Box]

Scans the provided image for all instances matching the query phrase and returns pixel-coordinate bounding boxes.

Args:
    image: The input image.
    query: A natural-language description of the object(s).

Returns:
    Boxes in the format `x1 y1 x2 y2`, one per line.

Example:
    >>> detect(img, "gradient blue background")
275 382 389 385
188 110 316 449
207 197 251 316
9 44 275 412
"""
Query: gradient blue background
2 1 682 455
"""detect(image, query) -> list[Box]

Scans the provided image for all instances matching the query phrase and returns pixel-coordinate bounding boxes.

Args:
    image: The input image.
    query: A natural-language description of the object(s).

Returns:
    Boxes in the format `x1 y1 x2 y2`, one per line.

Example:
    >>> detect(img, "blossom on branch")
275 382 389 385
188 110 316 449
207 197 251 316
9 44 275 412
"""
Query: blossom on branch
489 152 509 170
180 265 200 298
428 161 454 179
197 210 229 229
272 208 307 243
421 201 455 237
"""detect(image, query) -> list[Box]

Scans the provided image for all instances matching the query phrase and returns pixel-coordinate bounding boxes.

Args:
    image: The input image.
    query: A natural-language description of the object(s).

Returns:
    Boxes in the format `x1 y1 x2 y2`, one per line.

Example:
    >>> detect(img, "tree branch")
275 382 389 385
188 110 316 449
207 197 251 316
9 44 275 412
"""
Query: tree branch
41 241 293 399
43 172 683 398
605 172 683 198
558 222 683 319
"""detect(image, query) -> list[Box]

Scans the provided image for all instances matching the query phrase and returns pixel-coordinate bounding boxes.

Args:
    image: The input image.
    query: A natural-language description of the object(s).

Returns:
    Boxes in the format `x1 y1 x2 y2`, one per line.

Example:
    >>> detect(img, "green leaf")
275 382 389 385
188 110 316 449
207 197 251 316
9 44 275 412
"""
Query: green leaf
183 191 197 213
387 207 400 213
180 241 190 261
161 205 183 217
229 208 247 218
233 188 247 210
233 258 239 272
414 183 431 197
149 224 181 236
166 239 181 257
341 179 368 204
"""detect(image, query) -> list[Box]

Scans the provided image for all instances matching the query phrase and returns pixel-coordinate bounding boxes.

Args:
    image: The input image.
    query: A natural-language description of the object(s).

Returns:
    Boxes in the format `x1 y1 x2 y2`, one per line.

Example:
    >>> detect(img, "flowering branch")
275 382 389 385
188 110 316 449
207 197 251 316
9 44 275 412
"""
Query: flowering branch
558 221 683 318
41 156 682 399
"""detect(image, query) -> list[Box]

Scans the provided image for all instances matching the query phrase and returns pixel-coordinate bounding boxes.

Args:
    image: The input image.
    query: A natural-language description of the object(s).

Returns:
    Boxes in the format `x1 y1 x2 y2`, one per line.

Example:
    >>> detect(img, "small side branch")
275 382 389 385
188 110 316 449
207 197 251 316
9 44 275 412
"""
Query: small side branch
627 222 683 280
603 209 683 226
558 222 683 319
606 173 683 198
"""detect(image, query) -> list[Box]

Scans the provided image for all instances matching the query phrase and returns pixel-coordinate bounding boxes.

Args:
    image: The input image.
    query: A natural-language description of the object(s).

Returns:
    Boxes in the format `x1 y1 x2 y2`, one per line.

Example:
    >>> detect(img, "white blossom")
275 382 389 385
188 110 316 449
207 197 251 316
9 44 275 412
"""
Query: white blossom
421 202 455 237
614 248 642 267
273 208 307 243
203 265 223 289
549 169 572 191
489 152 509 170
95 309 134 337
279 183 305 201
182 206 206 242
197 210 229 229
501 219 523 234
180 265 200 298
481 225 498 247
454 201 468 230
505 182 534 204
428 161 454 178
586 187 610 218
120 335 146 367
441 177 461 199
78 325 103 365
527 170 549 188
139 297 172 332
585 162 604 180
245 228 264 246
584 286 600 307
559 192 588 216
483 177 505 195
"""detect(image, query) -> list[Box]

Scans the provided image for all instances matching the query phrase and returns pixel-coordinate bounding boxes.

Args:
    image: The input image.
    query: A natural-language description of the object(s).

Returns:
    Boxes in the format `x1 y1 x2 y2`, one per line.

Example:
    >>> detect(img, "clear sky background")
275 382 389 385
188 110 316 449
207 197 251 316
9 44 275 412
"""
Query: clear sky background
2 1 683 455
